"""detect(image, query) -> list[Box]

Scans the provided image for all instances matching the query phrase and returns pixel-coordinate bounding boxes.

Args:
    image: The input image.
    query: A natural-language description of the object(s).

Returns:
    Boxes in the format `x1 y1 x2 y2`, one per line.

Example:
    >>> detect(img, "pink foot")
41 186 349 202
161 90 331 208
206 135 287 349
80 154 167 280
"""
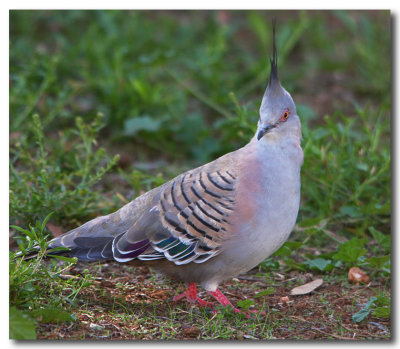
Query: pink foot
209 289 266 317
173 283 214 307
173 284 265 317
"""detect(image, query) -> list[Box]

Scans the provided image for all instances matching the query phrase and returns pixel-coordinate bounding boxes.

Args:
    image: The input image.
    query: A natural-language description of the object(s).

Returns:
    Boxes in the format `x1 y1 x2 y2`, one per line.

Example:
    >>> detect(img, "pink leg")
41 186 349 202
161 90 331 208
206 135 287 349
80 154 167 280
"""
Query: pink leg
173 283 214 307
209 288 242 313
209 288 234 307
209 289 265 317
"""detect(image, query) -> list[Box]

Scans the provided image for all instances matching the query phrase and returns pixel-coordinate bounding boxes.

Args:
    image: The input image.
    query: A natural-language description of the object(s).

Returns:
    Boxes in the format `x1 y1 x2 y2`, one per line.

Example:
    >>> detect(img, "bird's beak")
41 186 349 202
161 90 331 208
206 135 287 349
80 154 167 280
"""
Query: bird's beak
257 124 275 140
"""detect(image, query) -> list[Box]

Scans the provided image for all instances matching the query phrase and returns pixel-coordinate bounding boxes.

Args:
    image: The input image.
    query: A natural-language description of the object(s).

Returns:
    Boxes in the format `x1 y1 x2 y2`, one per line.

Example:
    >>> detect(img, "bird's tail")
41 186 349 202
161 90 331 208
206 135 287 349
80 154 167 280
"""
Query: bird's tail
14 211 133 262
14 244 72 261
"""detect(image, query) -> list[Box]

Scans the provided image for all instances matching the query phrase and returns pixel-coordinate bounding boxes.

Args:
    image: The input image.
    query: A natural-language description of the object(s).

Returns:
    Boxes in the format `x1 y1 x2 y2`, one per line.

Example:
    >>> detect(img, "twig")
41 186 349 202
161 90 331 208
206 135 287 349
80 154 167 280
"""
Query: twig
201 312 218 330
321 229 348 243
224 291 244 299
237 276 267 283
59 274 102 282
311 327 357 340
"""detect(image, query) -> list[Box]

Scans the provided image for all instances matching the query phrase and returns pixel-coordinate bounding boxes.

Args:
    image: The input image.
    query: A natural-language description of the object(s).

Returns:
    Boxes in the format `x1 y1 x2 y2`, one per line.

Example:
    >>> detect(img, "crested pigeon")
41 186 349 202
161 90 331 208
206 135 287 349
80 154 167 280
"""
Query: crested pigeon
31 28 303 314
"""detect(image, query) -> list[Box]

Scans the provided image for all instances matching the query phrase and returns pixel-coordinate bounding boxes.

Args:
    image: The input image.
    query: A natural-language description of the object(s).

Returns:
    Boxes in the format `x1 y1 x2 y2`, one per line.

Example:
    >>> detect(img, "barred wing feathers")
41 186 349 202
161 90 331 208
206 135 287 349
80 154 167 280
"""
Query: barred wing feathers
115 166 237 265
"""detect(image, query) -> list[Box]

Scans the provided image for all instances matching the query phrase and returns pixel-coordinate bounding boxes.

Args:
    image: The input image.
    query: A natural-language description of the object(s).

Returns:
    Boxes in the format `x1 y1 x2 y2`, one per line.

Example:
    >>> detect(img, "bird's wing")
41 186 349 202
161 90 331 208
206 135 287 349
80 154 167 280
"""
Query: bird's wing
113 164 237 265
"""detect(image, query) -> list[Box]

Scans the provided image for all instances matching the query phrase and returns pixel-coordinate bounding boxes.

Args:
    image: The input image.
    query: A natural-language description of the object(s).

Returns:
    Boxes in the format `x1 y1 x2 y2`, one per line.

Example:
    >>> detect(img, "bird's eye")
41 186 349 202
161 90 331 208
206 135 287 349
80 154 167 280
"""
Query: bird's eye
279 108 290 122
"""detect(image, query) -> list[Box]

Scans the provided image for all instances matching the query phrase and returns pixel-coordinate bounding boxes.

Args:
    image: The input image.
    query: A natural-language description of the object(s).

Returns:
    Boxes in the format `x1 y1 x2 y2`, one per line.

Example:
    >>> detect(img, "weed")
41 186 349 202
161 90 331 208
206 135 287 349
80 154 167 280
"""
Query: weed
9 214 92 339
10 113 120 228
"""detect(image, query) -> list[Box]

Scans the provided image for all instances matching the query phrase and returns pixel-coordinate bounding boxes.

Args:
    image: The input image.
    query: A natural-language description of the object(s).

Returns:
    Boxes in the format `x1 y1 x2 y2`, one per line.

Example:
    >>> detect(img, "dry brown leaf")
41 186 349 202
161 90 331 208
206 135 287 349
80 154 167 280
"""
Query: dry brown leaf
183 326 200 337
290 278 323 296
348 267 370 285
149 290 170 300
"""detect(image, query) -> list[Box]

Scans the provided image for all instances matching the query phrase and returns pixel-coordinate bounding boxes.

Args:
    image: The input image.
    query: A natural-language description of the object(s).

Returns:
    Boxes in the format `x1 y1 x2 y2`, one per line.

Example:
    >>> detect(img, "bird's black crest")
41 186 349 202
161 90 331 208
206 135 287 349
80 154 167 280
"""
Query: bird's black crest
268 20 279 85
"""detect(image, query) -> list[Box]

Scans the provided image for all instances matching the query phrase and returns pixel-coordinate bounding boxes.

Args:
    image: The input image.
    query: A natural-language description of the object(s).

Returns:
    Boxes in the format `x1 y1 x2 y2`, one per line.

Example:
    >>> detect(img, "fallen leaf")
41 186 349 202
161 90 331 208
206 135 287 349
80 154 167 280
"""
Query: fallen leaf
290 278 323 296
183 326 200 337
149 290 170 299
348 267 370 285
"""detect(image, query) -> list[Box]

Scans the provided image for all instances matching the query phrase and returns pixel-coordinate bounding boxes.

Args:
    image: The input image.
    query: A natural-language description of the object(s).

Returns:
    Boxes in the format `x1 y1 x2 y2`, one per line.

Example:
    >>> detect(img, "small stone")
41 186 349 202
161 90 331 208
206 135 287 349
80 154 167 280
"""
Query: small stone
280 296 290 304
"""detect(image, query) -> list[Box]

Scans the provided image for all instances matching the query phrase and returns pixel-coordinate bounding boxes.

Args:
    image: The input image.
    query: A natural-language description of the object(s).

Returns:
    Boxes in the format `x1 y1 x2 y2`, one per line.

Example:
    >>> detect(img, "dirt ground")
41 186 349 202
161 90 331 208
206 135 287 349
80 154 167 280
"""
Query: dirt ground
36 262 390 340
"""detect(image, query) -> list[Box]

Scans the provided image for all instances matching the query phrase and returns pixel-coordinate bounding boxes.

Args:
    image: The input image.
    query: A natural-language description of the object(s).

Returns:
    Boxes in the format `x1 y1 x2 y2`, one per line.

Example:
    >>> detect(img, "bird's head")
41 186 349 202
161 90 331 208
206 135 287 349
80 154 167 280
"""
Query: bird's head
256 26 301 142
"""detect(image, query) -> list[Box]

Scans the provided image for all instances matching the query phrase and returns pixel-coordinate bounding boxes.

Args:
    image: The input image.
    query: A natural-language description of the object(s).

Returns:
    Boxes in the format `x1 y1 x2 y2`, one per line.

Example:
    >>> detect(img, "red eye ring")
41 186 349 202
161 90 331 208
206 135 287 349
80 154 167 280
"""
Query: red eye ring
280 108 290 122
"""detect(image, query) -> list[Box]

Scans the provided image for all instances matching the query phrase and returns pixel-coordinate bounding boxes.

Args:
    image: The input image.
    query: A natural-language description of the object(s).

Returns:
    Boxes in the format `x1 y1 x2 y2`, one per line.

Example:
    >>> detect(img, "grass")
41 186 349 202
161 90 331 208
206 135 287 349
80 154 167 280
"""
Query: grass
9 10 390 340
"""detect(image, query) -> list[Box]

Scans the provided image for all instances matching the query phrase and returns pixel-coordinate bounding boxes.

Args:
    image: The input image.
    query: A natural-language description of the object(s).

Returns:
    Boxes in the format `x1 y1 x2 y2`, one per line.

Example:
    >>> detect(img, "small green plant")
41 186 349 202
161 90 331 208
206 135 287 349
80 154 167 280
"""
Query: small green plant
352 293 391 323
9 213 89 339
332 238 368 266
236 299 255 310
301 228 390 275
120 169 167 196
300 105 390 236
9 113 120 227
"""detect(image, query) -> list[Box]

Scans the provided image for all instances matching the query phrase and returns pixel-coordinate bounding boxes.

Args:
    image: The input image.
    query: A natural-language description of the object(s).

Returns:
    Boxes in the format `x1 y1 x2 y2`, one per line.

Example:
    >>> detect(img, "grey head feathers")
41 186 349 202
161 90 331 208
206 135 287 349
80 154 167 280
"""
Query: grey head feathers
257 23 299 141
268 20 279 91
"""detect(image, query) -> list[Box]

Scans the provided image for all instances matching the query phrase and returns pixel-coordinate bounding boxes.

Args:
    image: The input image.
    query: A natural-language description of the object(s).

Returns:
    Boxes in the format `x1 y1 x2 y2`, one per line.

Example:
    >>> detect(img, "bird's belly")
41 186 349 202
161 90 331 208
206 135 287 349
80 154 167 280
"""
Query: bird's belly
226 210 298 274
225 157 301 274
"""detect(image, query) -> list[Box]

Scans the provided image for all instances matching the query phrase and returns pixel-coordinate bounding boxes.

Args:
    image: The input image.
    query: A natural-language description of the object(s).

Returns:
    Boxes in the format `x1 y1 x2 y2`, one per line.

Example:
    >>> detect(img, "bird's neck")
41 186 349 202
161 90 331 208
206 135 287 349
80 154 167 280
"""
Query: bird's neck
247 131 303 168
251 131 300 148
